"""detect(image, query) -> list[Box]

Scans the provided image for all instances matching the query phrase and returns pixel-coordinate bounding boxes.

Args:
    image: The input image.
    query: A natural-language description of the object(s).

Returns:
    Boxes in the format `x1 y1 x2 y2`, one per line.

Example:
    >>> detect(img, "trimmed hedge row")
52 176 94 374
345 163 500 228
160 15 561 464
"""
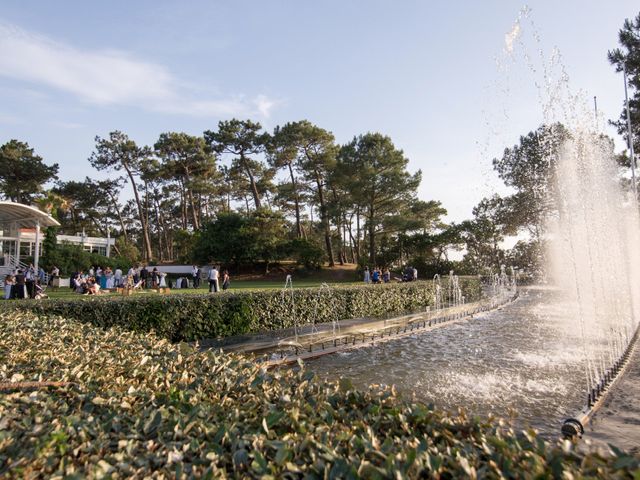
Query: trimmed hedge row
0 279 481 341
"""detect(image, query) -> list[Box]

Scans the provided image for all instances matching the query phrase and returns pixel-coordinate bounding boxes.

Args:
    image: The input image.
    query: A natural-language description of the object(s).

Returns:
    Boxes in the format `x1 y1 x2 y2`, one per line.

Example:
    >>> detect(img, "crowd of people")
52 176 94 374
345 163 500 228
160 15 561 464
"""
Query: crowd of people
70 265 171 295
363 265 418 284
3 264 49 299
68 264 232 295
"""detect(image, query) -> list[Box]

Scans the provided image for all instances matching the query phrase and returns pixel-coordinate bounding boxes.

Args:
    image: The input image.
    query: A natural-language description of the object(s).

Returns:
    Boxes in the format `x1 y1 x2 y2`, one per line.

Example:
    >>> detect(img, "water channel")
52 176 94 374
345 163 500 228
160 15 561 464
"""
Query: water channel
308 286 591 437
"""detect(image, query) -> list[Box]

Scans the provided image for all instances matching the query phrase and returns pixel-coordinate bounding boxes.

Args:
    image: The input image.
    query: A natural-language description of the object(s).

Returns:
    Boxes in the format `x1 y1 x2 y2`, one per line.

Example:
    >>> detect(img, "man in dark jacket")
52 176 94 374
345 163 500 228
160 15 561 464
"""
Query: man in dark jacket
140 266 149 289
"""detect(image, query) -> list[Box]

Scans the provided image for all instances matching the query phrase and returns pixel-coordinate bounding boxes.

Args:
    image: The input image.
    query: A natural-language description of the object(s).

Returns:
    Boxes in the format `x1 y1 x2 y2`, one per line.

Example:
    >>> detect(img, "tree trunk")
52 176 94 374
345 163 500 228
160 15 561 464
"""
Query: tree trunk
179 180 187 229
187 188 200 230
153 193 164 262
368 211 376 265
105 190 129 243
241 153 262 209
356 208 361 259
287 162 303 238
316 179 334 266
123 163 153 261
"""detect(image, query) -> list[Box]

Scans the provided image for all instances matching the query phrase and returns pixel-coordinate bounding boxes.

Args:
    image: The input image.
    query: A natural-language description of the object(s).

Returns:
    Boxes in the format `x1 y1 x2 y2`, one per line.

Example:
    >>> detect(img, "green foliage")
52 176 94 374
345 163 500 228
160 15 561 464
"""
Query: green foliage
283 238 326 269
114 236 140 265
608 11 640 153
204 119 272 210
507 239 545 278
0 140 59 203
42 227 57 260
39 243 131 276
1 280 481 342
194 209 288 269
458 195 510 272
337 133 422 263
1 311 637 477
89 131 154 261
492 124 568 240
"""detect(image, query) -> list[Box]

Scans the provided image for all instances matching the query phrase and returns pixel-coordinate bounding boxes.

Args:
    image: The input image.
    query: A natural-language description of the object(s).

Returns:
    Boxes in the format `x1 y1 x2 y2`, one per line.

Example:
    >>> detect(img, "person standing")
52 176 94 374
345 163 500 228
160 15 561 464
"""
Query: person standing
13 270 26 299
222 270 230 290
192 265 200 289
140 266 149 289
383 268 390 283
114 267 122 288
208 265 219 293
412 267 418 281
50 265 60 287
372 267 380 284
363 266 370 284
25 264 35 298
4 274 14 299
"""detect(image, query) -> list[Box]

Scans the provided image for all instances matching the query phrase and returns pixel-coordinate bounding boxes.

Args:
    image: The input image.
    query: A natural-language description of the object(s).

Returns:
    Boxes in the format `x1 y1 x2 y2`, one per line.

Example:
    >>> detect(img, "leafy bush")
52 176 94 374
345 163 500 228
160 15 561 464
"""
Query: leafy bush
193 210 288 270
1 311 637 478
1 279 481 342
282 238 325 269
40 243 131 276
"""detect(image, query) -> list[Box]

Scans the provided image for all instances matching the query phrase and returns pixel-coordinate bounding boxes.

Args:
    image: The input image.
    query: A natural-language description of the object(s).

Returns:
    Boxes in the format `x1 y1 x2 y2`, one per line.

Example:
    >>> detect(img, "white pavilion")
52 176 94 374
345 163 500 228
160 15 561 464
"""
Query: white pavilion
0 201 60 275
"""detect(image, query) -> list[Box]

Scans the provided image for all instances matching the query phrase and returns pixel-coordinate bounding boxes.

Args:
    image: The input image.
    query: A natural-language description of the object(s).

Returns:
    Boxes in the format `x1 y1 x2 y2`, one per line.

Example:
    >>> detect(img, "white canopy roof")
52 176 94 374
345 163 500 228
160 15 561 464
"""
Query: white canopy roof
0 201 60 228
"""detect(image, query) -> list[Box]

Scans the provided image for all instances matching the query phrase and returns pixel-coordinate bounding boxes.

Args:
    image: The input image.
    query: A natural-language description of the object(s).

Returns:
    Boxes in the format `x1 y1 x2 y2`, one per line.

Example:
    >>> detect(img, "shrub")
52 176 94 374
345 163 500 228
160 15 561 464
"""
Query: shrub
0 311 637 477
1 279 481 342
40 243 131 276
282 238 325 269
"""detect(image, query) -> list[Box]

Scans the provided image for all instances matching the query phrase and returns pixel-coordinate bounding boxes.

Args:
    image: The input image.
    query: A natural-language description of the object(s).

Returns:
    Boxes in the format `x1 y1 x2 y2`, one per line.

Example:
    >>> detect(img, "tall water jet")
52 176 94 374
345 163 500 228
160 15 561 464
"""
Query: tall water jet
317 283 340 336
548 128 640 435
282 274 298 342
433 274 443 311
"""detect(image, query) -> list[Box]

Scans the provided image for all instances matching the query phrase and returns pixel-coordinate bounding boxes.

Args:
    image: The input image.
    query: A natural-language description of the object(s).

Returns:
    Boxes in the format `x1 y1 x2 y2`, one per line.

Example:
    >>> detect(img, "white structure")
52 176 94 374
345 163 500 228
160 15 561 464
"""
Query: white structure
18 231 116 258
0 201 60 277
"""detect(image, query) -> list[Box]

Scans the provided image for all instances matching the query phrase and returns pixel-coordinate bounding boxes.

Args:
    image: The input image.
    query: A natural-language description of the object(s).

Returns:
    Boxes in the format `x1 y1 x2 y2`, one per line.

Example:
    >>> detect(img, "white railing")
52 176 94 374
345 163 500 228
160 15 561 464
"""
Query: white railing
0 254 49 288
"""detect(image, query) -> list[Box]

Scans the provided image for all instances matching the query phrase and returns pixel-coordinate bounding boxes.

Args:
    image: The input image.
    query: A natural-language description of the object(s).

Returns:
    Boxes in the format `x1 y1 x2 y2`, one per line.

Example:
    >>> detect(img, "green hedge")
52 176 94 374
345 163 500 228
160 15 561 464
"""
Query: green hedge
0 279 481 341
1 311 637 477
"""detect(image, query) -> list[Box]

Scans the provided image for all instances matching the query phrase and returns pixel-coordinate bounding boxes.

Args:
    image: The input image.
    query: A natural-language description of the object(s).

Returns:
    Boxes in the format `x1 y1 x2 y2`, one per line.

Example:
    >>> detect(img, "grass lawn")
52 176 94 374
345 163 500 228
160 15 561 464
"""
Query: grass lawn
45 278 361 299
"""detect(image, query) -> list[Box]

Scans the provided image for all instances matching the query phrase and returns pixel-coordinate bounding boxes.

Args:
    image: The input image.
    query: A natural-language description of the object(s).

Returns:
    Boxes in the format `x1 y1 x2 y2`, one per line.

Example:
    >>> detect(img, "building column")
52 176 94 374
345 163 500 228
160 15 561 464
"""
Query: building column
106 227 111 258
16 222 21 266
34 220 40 271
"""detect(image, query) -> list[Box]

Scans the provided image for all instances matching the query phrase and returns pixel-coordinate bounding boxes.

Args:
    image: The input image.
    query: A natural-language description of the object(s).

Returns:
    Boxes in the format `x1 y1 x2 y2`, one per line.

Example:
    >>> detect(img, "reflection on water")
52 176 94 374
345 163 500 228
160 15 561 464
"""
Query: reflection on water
308 287 587 437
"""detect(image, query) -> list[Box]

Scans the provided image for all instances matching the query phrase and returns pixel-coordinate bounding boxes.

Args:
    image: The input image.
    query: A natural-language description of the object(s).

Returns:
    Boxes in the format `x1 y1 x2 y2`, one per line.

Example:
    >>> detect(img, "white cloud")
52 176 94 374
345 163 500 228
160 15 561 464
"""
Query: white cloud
0 21 277 118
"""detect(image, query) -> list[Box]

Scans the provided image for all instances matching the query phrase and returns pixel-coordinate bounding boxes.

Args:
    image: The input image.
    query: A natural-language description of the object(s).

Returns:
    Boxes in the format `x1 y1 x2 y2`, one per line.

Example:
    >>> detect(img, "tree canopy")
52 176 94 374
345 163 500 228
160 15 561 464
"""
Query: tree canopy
0 140 58 203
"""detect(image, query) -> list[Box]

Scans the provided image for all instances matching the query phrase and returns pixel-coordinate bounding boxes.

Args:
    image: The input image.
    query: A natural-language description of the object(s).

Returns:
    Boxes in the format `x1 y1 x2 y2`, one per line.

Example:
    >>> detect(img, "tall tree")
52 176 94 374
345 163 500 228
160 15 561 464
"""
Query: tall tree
89 131 154 260
54 179 110 236
286 121 339 266
459 195 509 273
95 178 129 243
492 123 567 240
267 124 306 238
338 133 421 264
204 119 269 210
608 12 640 154
0 140 59 203
154 132 217 231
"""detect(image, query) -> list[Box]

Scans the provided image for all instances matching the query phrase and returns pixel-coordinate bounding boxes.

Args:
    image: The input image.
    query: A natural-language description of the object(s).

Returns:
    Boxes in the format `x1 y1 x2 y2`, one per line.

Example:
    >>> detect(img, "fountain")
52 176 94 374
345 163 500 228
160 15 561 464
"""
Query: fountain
432 274 443 311
281 274 298 342
317 283 339 336
273 10 640 441
550 130 640 436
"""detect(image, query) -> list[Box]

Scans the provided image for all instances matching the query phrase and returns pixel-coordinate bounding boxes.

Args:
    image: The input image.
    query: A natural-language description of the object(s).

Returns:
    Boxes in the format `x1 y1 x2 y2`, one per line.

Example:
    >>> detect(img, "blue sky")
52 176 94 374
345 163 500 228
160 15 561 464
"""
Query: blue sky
0 1 637 222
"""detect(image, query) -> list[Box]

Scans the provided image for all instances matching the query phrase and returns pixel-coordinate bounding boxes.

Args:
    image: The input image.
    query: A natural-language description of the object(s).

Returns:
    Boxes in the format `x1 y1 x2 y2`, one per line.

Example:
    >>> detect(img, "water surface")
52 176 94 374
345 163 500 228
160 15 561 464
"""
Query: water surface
308 287 589 437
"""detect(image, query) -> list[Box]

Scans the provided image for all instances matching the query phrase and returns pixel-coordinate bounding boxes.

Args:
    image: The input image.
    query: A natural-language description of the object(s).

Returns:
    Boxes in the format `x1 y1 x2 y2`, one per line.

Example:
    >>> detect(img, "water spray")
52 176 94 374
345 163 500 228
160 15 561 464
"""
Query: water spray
282 274 297 342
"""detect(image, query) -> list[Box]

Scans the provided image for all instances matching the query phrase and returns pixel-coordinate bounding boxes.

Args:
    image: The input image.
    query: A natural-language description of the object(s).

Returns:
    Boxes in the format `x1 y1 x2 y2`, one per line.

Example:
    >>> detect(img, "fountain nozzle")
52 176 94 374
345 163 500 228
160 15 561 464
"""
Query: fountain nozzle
561 418 584 438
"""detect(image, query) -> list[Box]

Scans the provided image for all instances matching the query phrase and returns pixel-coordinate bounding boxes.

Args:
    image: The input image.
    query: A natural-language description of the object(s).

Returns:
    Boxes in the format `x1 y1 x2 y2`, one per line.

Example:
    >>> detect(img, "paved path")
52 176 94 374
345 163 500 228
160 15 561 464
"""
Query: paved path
586 342 640 454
